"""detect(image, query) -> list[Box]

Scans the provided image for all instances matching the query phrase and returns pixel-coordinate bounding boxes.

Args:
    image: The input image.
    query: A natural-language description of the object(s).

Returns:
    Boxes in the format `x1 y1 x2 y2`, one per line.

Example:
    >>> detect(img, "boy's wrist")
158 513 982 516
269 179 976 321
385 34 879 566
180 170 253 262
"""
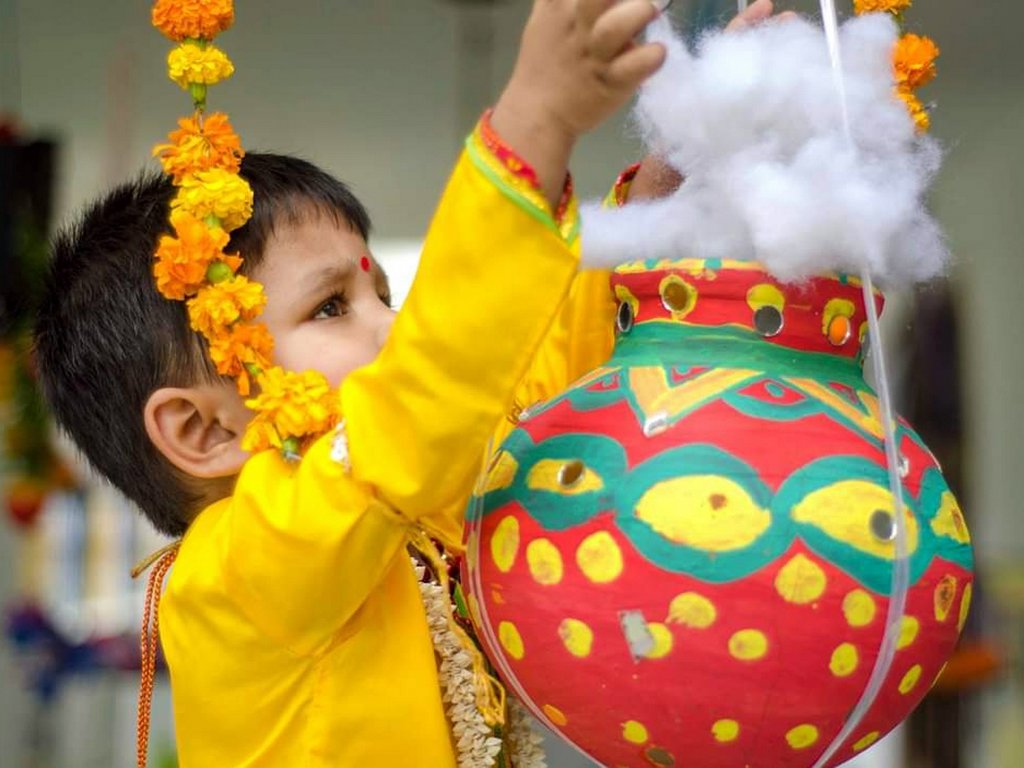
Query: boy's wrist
493 77 579 145
470 111 579 244
478 109 542 192
490 81 576 207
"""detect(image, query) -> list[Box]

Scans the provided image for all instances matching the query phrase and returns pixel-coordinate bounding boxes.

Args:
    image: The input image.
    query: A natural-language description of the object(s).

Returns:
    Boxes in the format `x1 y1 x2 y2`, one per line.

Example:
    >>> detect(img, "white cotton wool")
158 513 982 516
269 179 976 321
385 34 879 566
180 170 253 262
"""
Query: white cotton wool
581 13 949 286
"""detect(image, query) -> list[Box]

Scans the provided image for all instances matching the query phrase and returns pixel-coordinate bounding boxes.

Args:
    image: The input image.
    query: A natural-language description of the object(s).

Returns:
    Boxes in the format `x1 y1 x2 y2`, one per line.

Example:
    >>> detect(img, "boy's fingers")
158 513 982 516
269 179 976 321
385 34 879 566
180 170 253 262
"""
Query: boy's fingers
591 0 660 61
745 0 775 20
606 41 666 88
725 0 774 32
577 0 617 29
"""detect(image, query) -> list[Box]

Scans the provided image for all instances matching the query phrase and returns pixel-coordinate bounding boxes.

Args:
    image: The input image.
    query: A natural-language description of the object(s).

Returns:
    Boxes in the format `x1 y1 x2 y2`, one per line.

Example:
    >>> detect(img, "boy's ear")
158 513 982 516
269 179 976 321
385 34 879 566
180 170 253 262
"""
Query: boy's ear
144 384 251 480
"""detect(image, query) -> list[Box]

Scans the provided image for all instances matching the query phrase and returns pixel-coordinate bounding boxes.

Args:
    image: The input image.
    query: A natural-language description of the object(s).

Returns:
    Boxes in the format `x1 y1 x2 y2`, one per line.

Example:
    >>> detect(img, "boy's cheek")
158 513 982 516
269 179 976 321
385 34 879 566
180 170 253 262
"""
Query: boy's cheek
290 338 379 390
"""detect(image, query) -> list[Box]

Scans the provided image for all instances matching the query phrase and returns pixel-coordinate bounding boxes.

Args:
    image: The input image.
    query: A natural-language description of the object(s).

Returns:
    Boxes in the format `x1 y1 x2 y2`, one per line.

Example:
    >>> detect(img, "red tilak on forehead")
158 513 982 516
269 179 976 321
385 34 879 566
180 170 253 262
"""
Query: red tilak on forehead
360 256 371 273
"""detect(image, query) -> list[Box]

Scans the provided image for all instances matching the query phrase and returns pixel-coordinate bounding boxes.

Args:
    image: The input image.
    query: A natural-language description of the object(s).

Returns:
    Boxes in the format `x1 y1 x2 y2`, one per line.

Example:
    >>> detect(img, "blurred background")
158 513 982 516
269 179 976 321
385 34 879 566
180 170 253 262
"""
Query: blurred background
1 0 1020 766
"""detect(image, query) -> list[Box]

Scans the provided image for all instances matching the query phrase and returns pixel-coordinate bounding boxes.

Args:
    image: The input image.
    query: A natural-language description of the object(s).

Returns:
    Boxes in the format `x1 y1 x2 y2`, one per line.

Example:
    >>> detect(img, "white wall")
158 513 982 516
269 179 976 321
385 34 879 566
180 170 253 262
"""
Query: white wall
10 0 642 239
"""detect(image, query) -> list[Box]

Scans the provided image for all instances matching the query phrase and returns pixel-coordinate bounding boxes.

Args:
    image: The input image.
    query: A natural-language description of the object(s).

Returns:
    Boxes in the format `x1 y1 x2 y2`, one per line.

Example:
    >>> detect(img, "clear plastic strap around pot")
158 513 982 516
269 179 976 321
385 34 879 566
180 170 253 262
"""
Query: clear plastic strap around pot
811 2 912 765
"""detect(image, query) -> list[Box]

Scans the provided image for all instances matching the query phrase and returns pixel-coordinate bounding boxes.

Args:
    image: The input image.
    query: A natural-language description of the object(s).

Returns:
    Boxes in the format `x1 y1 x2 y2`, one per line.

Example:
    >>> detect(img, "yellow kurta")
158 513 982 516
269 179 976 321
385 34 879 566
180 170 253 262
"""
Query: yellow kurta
159 130 611 767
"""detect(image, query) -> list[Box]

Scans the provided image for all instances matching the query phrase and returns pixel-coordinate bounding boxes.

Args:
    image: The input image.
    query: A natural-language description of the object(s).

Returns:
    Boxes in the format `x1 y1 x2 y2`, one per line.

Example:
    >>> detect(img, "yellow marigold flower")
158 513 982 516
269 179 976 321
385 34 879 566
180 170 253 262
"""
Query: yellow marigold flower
154 112 244 183
153 210 232 300
243 368 339 450
152 0 235 42
240 418 281 454
171 168 254 232
187 276 267 339
853 0 911 14
897 87 931 133
207 322 275 395
894 34 939 90
167 42 234 90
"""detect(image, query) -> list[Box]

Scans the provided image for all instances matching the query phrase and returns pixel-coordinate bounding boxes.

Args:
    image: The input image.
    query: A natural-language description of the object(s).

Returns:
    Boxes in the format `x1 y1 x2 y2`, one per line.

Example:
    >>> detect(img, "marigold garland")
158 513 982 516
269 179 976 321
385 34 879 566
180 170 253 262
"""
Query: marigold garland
152 0 234 42
853 0 912 14
153 211 236 300
171 167 254 231
853 0 937 133
186 277 267 338
894 33 939 90
897 87 931 132
241 369 339 454
151 0 337 455
167 43 235 90
207 323 275 396
154 112 244 183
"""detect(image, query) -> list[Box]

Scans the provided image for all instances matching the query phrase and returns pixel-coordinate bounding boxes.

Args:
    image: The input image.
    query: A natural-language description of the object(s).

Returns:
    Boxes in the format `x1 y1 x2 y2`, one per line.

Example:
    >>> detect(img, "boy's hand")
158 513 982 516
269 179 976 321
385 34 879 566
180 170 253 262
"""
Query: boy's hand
492 1 667 207
507 0 668 137
725 0 797 32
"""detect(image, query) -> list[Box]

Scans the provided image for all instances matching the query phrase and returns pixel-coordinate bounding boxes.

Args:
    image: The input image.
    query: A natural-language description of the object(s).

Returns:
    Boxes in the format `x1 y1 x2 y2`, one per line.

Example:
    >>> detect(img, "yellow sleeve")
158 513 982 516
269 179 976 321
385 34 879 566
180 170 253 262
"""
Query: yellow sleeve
222 130 581 652
342 133 582 523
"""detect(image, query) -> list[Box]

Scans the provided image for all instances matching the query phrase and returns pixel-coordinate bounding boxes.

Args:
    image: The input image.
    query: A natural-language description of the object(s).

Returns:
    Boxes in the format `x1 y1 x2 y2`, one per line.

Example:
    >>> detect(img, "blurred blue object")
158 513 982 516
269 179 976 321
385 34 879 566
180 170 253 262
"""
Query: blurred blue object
5 602 152 701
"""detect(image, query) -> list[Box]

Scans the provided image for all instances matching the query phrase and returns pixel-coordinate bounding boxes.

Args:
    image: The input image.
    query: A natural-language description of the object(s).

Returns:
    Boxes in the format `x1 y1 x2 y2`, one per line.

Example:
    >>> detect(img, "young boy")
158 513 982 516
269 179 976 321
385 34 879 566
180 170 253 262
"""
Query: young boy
34 1 666 765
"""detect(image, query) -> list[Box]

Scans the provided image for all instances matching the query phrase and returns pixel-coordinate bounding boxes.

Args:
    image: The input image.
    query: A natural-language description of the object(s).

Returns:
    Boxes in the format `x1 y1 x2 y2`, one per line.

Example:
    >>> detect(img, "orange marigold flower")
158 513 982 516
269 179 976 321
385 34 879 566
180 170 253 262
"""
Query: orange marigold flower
897 87 931 133
242 368 339 451
187 276 267 339
853 0 911 14
894 34 939 90
152 0 235 43
207 322 274 395
171 168 254 232
154 112 244 183
153 211 232 300
167 42 234 90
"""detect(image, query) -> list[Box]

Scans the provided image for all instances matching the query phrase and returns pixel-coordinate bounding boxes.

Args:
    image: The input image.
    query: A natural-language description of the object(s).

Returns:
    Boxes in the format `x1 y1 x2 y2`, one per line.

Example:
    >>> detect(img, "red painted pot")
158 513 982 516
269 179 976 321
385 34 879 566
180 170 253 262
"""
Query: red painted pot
463 259 972 767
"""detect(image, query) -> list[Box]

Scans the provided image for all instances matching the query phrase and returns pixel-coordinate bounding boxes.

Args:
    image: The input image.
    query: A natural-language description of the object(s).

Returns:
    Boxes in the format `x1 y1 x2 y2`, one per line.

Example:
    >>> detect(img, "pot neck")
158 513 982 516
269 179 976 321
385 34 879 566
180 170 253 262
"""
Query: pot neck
609 258 883 370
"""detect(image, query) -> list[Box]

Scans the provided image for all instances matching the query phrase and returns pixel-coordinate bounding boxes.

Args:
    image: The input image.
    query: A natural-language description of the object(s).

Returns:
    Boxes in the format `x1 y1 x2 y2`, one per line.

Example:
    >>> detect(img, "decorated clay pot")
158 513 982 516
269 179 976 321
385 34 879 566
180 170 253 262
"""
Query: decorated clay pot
463 259 973 768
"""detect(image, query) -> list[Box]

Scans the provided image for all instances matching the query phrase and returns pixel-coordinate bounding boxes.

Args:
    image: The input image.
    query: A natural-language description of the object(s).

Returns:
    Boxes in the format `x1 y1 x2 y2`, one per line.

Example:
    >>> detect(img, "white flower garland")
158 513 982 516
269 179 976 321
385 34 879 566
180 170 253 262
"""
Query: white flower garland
415 560 548 768
506 698 548 768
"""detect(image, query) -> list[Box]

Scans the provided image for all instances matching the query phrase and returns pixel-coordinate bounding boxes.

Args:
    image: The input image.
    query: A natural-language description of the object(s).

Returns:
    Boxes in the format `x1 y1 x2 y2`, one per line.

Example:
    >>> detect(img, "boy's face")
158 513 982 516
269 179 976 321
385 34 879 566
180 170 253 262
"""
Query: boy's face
250 213 395 389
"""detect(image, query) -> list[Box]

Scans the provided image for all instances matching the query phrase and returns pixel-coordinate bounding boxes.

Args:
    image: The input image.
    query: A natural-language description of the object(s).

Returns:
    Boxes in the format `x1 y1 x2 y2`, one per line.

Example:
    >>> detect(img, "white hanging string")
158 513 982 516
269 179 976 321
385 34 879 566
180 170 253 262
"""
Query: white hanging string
811 2 912 767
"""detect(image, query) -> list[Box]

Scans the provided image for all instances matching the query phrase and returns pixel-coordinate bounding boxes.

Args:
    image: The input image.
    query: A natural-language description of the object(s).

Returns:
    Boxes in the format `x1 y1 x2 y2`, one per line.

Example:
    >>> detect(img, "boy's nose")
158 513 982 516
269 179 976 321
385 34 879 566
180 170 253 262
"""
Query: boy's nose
375 309 396 350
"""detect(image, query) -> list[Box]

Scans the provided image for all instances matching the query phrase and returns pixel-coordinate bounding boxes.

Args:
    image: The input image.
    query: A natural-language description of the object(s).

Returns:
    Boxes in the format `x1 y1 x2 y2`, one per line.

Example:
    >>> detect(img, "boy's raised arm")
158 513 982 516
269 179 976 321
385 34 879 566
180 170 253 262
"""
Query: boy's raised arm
225 0 665 648
350 0 665 519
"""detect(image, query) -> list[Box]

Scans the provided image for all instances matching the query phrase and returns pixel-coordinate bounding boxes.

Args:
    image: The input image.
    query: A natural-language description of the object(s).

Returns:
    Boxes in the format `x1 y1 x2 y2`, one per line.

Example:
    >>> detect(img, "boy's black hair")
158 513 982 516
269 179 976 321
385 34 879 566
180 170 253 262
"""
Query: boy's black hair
34 153 371 536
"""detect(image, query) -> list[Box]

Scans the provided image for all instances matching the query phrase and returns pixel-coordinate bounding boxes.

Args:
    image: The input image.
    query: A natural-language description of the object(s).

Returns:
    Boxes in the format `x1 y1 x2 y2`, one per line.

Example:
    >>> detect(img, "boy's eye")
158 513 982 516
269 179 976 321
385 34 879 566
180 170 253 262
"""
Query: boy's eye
379 291 392 309
313 294 348 320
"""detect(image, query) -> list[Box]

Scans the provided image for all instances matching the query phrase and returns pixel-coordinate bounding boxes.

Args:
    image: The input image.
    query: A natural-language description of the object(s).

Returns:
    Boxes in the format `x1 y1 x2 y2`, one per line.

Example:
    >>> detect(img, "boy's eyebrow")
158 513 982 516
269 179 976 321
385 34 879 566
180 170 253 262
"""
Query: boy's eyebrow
303 263 355 294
